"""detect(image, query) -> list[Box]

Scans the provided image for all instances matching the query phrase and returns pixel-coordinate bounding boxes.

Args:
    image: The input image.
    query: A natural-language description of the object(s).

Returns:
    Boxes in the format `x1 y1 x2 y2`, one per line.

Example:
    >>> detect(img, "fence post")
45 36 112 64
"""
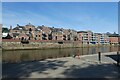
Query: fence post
98 52 101 63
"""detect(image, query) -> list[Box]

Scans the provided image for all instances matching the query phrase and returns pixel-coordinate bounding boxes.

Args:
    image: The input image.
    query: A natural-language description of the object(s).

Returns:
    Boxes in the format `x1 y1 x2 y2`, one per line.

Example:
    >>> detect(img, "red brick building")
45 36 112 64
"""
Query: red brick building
37 25 51 40
109 36 119 45
77 31 93 44
77 31 109 44
52 32 63 41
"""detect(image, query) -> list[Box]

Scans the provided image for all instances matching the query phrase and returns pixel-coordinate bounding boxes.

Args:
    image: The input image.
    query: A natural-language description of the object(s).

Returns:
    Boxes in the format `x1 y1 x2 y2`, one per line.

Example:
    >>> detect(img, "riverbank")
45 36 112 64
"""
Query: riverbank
2 52 120 78
2 41 111 51
3 46 119 63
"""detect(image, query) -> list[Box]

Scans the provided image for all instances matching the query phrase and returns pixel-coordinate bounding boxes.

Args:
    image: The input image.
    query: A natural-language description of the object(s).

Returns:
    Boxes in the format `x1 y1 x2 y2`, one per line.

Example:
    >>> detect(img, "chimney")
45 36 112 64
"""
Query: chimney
9 25 13 37
10 25 12 30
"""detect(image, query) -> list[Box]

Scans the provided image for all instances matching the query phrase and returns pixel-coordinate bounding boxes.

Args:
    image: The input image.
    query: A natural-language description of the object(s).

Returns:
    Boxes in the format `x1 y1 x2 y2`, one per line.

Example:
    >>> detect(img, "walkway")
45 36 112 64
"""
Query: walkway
2 52 120 78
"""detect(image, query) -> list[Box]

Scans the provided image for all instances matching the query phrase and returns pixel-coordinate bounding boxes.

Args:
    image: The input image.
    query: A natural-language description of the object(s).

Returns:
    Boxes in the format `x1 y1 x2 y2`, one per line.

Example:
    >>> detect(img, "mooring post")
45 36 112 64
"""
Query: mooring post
98 52 101 63
117 51 119 66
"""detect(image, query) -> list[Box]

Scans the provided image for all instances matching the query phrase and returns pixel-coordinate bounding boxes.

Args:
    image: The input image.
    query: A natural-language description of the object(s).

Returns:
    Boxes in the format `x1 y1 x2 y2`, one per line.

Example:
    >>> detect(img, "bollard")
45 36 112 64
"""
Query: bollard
98 52 101 63
117 52 119 66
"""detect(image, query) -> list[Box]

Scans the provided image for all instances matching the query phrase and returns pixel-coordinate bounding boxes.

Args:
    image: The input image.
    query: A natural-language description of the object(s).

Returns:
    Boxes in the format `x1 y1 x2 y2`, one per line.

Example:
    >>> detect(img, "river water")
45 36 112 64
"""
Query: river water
2 46 119 63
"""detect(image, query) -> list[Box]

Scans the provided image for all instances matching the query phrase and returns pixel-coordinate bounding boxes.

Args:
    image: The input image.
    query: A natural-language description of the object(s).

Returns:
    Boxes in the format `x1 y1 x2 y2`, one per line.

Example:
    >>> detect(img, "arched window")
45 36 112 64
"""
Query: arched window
29 28 32 31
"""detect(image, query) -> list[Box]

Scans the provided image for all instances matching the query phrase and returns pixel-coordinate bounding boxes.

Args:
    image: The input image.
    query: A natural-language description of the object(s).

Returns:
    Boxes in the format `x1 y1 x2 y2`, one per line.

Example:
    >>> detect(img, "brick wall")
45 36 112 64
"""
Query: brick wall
109 37 118 44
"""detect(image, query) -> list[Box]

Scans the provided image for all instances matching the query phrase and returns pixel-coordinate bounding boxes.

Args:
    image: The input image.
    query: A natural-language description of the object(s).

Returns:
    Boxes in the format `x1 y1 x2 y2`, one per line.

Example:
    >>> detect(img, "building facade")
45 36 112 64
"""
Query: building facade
77 31 109 44
3 23 118 45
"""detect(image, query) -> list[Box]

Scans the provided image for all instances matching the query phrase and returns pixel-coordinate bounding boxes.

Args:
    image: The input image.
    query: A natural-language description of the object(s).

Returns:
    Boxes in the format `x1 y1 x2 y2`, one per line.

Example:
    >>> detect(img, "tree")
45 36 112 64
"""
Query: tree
2 27 9 33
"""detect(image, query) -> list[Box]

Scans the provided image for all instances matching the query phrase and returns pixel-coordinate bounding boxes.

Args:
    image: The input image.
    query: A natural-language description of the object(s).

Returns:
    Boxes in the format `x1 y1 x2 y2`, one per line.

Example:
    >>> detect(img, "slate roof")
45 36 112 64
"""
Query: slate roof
94 33 102 35
77 31 88 33
108 34 120 37
13 33 19 37
25 23 35 27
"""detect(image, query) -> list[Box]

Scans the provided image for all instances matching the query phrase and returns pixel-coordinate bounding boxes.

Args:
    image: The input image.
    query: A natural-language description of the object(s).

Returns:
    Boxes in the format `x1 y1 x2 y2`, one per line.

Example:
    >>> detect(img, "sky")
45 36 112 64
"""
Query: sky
2 2 118 33
1 0 120 2
0 2 2 24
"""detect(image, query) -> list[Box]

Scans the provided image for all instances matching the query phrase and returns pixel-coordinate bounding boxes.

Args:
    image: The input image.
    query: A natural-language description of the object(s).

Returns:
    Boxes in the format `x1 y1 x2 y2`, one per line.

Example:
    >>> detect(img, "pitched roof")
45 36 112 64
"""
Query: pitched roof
94 33 102 35
18 33 29 38
77 31 87 33
13 33 19 37
108 34 119 37
25 23 35 27
13 27 20 30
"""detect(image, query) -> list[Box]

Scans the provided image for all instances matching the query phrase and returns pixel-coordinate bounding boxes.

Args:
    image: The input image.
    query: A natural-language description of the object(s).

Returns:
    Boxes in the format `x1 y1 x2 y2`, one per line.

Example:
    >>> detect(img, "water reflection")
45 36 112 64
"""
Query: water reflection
2 46 119 63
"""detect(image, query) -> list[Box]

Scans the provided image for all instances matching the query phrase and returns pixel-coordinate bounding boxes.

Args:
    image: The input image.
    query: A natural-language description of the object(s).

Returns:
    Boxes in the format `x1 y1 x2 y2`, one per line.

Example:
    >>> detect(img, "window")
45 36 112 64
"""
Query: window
56 36 57 40
29 28 32 31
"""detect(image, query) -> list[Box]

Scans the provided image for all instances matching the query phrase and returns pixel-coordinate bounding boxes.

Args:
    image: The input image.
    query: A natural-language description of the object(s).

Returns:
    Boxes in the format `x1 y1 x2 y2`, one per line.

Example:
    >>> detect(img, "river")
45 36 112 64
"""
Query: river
2 45 119 63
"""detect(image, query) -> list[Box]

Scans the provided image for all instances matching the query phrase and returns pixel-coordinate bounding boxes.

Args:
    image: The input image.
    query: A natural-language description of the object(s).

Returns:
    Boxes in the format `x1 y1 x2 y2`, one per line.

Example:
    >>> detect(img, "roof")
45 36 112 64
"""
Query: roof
2 27 9 33
37 26 43 30
35 28 41 31
26 34 30 36
77 31 87 33
25 23 35 27
18 33 29 38
13 33 19 37
94 33 102 35
109 34 120 37
13 27 20 30
52 31 63 34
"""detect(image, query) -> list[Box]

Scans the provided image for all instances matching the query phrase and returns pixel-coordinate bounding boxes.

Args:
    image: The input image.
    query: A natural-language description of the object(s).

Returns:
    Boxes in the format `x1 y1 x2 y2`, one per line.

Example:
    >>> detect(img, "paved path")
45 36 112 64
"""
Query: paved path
2 52 120 78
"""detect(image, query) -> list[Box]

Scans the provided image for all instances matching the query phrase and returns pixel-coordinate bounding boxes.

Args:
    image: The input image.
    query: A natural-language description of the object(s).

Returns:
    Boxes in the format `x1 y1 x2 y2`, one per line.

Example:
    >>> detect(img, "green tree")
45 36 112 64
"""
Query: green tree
2 27 9 33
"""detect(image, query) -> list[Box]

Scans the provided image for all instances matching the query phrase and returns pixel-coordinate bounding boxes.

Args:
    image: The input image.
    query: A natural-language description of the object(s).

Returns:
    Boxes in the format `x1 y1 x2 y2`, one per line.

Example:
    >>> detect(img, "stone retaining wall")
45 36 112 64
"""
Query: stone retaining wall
2 41 110 50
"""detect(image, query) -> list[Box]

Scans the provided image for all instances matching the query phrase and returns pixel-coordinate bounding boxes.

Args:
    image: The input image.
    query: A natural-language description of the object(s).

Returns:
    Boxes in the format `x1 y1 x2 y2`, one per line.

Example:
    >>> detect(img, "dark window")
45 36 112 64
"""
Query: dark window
29 28 32 31
56 36 57 40
48 34 52 40
63 35 66 40
21 37 24 41
2 27 9 33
